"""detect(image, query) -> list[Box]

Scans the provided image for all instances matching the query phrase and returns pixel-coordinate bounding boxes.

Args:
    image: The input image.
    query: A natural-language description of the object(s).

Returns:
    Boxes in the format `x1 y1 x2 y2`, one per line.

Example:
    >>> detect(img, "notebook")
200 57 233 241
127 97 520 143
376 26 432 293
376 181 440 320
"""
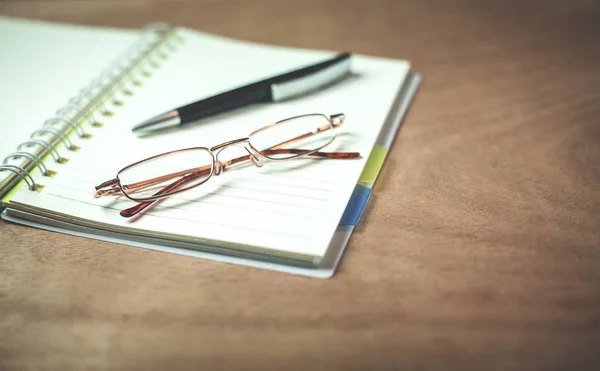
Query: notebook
0 17 420 278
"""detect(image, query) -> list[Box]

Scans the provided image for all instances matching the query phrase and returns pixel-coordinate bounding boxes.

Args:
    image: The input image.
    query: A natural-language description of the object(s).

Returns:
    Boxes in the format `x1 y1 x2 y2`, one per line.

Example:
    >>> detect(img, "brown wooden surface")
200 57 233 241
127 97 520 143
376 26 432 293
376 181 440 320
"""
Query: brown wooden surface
1 1 599 370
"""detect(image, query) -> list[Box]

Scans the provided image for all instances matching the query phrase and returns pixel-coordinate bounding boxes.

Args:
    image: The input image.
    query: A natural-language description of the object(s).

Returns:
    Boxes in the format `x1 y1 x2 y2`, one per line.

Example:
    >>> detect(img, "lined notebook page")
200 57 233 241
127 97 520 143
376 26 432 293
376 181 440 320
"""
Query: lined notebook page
8 28 410 259
0 17 137 181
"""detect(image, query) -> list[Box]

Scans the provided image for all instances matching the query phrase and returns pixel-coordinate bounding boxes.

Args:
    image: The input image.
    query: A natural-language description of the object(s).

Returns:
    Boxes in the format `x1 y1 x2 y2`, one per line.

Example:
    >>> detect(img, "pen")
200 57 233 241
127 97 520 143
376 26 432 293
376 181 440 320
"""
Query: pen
132 52 352 135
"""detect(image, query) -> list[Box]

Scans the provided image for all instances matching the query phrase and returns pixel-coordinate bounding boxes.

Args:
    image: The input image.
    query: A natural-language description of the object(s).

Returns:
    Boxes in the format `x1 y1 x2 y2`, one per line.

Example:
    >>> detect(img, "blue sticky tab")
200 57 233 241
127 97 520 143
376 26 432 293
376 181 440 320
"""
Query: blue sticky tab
339 185 372 226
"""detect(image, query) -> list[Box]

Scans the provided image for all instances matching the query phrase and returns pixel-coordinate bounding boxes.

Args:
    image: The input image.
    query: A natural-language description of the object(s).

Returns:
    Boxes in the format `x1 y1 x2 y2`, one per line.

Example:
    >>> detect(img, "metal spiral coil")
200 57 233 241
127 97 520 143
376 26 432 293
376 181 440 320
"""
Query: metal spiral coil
1 23 178 193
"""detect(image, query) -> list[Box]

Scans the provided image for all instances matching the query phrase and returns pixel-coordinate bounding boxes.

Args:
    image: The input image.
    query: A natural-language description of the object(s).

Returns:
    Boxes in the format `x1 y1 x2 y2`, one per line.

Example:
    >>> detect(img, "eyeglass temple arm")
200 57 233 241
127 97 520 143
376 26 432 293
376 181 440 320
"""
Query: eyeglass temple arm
119 168 203 217
96 116 352 198
93 167 212 198
95 147 359 199
118 150 359 218
94 166 213 198
118 148 360 217
116 116 355 217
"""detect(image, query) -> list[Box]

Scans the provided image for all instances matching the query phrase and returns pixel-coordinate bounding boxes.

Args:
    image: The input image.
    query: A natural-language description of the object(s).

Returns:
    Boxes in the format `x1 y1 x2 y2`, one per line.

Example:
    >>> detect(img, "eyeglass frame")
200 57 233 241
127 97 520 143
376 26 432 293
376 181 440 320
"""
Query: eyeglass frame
94 113 359 217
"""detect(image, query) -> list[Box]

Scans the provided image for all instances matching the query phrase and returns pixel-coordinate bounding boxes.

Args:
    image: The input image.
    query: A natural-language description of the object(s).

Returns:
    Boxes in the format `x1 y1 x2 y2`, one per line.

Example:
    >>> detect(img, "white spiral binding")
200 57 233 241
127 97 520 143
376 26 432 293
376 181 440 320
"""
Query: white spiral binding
0 23 179 193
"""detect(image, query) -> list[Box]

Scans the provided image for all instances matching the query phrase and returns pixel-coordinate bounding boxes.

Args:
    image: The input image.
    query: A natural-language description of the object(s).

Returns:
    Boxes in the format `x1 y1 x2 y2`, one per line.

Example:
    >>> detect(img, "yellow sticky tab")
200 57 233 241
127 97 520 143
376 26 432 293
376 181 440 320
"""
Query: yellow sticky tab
358 145 388 183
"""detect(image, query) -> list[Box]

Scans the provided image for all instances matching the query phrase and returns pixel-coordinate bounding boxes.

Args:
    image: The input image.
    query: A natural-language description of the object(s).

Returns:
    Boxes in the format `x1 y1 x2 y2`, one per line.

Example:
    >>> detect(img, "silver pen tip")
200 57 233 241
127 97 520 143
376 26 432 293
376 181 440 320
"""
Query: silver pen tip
132 110 181 135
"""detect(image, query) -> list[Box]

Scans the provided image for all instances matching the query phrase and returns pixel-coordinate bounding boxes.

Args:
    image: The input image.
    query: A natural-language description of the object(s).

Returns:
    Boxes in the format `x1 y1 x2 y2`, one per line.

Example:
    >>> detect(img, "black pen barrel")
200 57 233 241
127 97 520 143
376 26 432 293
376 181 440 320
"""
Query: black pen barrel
178 83 271 125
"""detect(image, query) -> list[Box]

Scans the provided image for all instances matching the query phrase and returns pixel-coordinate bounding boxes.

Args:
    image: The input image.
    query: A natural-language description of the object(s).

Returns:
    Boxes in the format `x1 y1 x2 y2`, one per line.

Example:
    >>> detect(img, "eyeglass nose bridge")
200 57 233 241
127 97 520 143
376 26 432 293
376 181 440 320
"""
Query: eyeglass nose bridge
211 137 264 176
210 138 249 152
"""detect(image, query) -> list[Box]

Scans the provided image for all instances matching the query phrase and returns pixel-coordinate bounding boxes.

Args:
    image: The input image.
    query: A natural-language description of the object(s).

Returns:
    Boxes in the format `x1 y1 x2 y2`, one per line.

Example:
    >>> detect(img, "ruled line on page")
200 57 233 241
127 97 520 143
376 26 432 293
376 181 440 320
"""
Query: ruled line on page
62 161 347 189
59 173 334 199
45 192 309 239
54 183 326 212
206 183 331 200
52 183 324 222
55 178 329 209
52 183 327 220
115 202 318 228
58 167 338 200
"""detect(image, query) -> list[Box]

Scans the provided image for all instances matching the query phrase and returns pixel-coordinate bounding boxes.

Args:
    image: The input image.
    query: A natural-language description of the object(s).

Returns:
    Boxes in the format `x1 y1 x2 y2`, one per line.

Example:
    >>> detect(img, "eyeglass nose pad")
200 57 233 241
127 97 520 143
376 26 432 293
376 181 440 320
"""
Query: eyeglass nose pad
214 160 223 176
245 146 264 167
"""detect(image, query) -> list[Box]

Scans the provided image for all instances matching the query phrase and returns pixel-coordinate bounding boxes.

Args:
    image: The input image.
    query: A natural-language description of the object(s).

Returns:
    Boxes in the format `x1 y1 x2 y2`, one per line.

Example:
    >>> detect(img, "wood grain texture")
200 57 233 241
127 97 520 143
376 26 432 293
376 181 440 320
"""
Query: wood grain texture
1 0 599 370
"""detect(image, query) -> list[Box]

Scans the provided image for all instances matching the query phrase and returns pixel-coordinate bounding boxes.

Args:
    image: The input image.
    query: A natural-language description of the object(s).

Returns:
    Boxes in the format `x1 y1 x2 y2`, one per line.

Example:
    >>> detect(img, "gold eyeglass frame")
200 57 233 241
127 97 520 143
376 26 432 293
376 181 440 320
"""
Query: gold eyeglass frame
94 113 360 217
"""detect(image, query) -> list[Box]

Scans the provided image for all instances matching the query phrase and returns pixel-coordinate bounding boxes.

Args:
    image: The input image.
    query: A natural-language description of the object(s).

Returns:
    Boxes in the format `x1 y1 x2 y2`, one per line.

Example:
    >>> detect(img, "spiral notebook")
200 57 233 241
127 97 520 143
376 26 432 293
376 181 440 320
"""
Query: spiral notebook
0 17 419 277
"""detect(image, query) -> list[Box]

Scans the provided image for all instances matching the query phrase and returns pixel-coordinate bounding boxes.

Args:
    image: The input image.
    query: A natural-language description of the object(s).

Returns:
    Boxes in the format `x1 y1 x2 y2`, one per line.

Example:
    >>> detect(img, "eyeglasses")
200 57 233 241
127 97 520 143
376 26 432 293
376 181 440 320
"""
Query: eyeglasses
94 113 360 217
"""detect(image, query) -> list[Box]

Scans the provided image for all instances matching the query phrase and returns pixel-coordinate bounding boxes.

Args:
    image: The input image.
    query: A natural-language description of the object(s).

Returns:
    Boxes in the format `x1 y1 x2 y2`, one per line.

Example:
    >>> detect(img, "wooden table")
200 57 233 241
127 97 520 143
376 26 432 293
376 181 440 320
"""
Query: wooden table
1 1 599 370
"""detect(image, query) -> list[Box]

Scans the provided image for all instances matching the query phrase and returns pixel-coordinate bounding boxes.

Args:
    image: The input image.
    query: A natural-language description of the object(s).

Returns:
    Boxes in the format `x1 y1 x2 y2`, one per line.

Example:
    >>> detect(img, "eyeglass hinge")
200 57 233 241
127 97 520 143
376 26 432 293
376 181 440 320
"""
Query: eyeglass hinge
330 113 345 126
